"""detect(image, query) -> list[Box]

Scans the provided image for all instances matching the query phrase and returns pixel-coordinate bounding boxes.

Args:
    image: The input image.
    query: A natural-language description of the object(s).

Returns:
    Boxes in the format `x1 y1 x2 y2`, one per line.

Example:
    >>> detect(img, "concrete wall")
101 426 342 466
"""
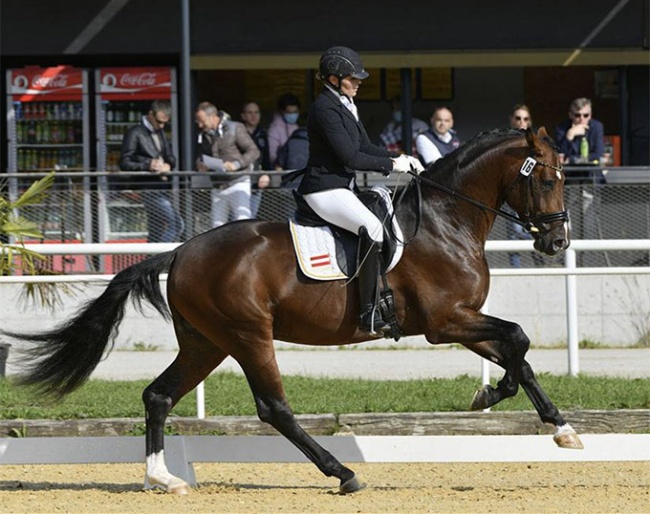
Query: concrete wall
2 275 648 351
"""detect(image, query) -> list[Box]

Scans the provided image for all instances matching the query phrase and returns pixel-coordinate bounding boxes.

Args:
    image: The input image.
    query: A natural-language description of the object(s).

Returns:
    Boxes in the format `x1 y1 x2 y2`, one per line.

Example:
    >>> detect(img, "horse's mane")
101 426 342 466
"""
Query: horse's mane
421 128 527 188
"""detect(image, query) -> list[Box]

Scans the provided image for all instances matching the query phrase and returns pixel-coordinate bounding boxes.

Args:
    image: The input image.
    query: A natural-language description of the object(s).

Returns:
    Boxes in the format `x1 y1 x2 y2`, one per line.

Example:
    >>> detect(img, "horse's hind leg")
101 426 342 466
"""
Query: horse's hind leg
238 347 364 494
465 341 583 449
143 314 228 494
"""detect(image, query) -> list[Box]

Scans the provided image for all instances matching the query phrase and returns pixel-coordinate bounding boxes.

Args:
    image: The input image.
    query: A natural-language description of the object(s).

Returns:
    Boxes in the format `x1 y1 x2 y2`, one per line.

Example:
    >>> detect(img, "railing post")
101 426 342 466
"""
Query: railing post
480 297 491 412
565 247 579 376
196 381 205 419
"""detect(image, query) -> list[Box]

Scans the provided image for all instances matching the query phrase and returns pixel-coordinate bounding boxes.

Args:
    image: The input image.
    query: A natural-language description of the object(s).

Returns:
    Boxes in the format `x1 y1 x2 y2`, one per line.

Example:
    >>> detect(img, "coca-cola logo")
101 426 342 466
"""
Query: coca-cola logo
102 73 117 87
120 73 157 87
32 73 69 88
13 75 28 90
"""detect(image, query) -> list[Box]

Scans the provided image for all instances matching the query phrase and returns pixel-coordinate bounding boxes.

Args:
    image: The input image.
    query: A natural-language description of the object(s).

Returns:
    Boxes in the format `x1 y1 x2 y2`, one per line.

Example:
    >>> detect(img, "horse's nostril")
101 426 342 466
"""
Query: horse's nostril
554 239 566 250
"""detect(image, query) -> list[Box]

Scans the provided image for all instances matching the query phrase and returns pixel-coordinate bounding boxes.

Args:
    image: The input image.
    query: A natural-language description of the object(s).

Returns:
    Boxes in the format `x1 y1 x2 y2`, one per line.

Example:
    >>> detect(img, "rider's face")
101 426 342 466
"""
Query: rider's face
340 76 361 98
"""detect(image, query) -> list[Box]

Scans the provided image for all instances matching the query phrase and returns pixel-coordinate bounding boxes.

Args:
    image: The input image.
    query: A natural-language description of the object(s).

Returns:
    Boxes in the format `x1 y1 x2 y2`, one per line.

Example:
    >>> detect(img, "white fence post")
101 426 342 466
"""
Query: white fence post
195 381 205 419
565 248 579 376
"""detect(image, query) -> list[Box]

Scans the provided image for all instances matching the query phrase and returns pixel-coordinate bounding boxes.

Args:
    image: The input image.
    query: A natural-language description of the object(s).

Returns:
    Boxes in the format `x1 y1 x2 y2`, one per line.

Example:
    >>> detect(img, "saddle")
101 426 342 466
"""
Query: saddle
289 187 403 280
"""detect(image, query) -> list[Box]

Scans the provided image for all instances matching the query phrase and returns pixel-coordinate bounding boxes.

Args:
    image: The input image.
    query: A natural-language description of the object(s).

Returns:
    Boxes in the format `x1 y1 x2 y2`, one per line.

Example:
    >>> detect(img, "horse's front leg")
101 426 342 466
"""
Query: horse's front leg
432 310 531 409
464 341 583 449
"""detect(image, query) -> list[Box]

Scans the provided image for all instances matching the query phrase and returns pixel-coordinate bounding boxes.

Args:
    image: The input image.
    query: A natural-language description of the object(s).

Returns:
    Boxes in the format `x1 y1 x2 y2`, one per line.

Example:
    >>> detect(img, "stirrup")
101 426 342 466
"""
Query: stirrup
360 308 390 336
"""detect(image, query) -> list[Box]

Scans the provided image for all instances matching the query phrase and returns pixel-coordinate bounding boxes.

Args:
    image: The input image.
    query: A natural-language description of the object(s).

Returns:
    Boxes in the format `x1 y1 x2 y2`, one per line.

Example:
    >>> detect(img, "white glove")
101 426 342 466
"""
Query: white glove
391 154 411 173
406 155 424 174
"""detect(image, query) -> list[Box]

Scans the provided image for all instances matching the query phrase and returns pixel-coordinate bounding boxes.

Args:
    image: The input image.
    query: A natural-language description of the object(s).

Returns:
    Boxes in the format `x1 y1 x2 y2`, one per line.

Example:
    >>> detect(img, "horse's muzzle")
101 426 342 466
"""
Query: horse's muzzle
534 223 570 256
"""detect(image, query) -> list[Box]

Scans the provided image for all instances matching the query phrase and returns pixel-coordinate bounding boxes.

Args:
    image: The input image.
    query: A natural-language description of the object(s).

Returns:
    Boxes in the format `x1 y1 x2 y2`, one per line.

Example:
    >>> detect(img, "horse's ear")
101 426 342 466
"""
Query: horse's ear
525 127 544 155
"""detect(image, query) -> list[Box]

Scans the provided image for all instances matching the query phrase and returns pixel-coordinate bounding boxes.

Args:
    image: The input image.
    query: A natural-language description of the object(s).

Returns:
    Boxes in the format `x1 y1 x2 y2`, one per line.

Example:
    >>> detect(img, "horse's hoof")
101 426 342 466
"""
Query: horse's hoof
553 431 584 449
470 385 492 410
167 478 191 495
339 474 366 494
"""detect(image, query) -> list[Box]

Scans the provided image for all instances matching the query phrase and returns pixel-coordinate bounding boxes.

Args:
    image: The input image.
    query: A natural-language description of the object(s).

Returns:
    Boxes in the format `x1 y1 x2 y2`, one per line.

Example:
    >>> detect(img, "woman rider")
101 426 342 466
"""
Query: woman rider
296 46 423 335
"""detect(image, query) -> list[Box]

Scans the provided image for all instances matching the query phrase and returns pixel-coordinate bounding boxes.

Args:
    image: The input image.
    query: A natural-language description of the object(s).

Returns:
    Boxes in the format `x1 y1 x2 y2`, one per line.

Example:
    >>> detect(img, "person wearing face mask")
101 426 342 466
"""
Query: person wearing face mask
415 107 461 166
379 95 428 157
267 93 301 169
294 46 423 336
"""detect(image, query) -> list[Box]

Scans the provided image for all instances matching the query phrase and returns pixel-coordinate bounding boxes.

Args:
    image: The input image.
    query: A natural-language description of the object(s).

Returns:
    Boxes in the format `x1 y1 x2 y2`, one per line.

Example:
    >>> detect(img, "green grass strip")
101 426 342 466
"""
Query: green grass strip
1 372 648 420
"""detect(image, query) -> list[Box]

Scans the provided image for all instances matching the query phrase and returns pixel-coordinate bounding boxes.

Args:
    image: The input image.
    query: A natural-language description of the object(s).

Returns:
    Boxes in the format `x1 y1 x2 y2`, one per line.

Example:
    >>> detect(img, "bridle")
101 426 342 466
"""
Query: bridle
403 154 569 237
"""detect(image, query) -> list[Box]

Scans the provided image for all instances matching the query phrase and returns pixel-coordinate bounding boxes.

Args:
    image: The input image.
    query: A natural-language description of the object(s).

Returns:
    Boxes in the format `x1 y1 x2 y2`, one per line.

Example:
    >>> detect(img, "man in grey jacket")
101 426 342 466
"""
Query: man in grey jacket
195 101 260 228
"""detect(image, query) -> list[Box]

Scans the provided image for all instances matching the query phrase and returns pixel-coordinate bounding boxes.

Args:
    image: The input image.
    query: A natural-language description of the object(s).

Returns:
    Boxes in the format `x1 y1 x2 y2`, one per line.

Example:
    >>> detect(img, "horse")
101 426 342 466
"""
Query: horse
5 127 582 495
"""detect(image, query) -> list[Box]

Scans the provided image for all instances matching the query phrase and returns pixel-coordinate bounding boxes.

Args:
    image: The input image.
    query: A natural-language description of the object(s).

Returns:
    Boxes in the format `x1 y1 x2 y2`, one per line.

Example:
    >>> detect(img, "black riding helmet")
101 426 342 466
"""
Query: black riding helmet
318 46 369 82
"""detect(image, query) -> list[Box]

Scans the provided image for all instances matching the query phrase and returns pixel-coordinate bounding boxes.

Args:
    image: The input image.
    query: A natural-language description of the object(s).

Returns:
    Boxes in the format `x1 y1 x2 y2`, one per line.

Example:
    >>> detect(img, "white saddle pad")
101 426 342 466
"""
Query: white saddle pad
289 186 404 281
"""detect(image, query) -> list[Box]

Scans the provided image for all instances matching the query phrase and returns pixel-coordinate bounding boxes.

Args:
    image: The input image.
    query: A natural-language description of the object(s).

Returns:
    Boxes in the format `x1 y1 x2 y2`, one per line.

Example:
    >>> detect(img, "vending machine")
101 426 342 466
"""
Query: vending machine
95 66 178 173
6 65 90 173
4 66 91 272
94 66 179 271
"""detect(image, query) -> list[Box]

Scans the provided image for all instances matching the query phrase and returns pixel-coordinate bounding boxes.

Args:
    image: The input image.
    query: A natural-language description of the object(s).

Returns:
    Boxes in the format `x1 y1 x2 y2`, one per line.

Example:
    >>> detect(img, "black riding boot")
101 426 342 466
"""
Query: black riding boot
358 230 390 336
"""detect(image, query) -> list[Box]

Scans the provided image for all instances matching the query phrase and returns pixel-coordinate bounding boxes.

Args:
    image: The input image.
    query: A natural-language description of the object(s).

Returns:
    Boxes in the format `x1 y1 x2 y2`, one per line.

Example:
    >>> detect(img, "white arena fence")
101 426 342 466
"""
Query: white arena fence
1 239 649 419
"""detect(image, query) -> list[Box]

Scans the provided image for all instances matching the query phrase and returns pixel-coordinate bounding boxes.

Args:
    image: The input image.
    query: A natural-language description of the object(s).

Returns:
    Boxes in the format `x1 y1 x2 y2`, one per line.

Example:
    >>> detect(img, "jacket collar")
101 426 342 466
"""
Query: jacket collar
322 86 359 124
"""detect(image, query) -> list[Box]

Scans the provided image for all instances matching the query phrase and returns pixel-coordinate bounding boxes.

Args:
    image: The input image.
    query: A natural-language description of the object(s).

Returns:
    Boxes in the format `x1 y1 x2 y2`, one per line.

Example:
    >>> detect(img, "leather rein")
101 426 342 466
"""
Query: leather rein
404 155 569 235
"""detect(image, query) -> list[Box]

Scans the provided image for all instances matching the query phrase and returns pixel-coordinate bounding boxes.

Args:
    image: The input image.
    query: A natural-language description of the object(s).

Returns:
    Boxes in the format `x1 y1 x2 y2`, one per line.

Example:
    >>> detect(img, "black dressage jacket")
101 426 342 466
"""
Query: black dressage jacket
297 87 394 195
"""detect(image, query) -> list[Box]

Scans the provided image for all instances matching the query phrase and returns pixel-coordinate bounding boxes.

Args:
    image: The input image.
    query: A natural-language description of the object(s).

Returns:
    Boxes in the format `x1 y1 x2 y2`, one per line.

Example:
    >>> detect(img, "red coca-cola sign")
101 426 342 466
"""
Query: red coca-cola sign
99 67 173 100
10 65 85 101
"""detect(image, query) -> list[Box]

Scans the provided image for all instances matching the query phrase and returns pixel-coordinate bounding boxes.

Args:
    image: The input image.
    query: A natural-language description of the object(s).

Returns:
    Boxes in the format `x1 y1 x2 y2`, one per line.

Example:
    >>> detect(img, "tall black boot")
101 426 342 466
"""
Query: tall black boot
358 229 390 336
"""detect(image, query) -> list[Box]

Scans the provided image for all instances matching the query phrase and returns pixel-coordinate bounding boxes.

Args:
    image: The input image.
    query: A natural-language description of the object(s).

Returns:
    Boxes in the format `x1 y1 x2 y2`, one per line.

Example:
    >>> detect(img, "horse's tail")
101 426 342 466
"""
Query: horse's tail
3 251 176 399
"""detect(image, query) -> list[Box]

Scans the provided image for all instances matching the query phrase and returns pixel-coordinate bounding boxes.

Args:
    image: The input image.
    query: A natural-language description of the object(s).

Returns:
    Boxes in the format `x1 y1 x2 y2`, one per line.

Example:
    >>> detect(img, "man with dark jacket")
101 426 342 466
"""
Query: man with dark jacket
119 100 183 242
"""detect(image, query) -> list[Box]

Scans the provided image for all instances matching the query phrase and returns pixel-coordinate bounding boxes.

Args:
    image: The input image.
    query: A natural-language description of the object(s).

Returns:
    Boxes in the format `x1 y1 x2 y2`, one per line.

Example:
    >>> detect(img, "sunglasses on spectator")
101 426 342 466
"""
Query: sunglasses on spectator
572 112 591 118
515 116 529 121
154 117 169 125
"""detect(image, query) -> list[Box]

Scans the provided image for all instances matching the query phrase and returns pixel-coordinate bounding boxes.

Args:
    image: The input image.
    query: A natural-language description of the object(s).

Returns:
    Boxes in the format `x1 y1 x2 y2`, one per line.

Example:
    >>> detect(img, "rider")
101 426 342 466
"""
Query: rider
297 46 423 335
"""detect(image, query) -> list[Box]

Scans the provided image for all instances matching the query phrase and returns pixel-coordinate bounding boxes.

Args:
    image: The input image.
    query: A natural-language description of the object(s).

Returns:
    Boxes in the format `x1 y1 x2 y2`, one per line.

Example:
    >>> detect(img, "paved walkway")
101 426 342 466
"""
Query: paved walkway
59 347 650 381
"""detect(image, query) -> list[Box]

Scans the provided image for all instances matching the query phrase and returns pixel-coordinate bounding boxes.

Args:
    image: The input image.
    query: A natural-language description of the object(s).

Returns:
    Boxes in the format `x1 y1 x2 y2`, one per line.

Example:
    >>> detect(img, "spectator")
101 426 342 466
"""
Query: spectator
241 101 271 217
241 101 271 171
555 97 605 165
379 95 428 156
415 107 461 166
277 126 309 171
194 101 260 228
510 103 532 131
267 93 301 168
507 103 543 268
119 100 183 242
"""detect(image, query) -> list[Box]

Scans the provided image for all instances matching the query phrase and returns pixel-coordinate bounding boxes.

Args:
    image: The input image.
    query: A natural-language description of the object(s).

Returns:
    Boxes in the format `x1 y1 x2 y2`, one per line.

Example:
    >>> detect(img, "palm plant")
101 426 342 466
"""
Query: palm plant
0 172 77 308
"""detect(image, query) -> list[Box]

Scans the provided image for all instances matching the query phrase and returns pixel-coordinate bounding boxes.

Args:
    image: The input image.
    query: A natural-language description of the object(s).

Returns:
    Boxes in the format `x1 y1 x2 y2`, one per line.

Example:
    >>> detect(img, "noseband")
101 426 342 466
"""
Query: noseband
406 155 569 235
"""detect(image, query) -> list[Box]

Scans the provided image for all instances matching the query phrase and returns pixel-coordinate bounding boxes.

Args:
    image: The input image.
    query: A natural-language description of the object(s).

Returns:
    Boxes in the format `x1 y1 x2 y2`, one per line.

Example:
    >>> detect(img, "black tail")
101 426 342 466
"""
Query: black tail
2 251 176 399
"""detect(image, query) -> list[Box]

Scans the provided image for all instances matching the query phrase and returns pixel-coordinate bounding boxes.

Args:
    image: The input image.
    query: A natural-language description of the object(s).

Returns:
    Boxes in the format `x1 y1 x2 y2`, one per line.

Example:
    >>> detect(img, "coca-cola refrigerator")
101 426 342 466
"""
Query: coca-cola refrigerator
95 66 178 173
4 65 91 271
94 67 179 270
6 65 90 173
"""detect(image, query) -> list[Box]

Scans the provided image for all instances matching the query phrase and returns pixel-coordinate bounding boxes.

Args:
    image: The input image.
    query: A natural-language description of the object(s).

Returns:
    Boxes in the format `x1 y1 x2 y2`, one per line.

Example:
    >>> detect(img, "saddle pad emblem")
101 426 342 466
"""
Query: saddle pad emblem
289 223 346 280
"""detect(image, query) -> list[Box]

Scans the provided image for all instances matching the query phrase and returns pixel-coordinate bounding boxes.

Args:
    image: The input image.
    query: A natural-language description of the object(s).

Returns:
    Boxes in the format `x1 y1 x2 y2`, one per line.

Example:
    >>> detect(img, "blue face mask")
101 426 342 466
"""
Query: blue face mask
282 112 299 124
393 111 402 124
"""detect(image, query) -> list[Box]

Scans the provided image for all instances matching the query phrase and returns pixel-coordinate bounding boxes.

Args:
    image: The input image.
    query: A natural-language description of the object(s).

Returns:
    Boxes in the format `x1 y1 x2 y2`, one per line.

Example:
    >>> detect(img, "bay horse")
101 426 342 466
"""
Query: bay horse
6 127 582 495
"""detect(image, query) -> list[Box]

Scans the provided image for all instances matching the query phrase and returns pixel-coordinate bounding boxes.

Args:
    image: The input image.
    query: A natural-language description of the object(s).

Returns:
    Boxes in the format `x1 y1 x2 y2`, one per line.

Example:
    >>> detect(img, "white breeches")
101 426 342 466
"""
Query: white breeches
303 188 384 243
211 178 252 228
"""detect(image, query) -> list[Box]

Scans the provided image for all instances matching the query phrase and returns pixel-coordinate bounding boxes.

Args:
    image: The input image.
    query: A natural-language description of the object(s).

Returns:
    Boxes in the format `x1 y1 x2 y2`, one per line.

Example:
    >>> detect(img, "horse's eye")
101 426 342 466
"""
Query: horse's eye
542 179 555 189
